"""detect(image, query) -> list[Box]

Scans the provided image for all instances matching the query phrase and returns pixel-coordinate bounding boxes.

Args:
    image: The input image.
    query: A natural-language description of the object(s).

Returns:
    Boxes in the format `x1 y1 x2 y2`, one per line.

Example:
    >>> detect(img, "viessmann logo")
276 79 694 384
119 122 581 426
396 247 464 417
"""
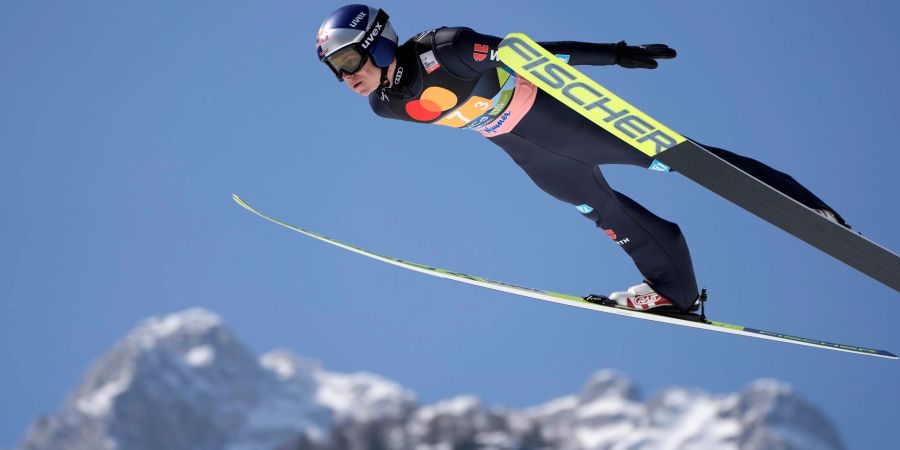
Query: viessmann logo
473 43 499 62
498 37 681 155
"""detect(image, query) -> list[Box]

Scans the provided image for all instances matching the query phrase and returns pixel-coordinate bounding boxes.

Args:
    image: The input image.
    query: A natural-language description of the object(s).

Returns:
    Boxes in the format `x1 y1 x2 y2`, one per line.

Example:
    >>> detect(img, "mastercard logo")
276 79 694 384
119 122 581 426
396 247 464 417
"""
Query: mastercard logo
406 87 458 122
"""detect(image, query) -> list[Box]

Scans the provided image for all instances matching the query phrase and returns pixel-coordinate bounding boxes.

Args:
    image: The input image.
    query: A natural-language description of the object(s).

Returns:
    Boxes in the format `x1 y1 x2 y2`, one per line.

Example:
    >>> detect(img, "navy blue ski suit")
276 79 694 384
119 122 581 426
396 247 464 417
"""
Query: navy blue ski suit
369 27 838 310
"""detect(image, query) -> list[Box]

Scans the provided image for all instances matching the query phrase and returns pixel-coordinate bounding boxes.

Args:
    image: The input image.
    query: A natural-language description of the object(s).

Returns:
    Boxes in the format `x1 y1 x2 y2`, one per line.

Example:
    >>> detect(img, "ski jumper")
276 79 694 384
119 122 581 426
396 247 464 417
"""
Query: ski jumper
369 27 838 310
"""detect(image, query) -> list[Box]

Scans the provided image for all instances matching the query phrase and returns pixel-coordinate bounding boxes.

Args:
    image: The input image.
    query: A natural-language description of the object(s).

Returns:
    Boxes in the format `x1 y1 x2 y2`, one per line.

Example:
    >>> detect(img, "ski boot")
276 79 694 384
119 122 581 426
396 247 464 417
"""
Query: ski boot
585 282 701 314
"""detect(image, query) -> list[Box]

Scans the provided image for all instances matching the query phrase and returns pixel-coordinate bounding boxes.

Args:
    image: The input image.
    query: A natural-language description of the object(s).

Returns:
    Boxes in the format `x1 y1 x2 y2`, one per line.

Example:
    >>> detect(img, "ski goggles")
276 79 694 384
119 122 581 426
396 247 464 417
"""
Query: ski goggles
324 44 369 81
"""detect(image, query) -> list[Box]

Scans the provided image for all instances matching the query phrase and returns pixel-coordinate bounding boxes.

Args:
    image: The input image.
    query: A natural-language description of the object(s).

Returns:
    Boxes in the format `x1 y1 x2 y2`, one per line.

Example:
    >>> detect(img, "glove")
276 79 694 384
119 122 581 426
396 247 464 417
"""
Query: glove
615 41 677 69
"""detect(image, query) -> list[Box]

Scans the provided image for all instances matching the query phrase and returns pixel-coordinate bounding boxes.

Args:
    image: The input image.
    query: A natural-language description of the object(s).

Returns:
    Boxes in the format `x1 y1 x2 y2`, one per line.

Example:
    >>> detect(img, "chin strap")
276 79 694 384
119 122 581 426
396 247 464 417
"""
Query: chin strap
379 65 390 88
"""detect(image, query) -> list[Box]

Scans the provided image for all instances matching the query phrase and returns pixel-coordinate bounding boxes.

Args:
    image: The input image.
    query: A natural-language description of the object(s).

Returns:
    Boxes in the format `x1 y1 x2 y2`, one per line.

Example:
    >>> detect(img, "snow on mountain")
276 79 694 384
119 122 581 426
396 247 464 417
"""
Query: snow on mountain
17 309 328 450
313 368 416 423
16 309 845 450
529 371 645 449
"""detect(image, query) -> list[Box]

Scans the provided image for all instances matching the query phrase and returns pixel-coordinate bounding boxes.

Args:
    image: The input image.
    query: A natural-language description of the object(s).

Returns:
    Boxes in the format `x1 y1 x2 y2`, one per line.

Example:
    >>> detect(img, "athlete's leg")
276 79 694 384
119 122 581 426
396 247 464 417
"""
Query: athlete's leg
488 132 699 309
586 166 699 309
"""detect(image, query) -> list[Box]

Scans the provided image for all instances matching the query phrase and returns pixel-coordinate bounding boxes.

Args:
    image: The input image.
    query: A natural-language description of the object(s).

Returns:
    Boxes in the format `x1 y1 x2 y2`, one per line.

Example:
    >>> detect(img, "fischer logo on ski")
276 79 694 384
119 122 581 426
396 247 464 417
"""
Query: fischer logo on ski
498 34 685 157
498 33 900 293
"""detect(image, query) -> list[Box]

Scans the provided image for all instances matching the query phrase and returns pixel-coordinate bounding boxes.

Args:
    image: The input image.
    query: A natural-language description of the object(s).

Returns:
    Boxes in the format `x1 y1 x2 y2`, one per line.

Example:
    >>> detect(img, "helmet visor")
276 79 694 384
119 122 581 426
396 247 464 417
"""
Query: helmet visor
324 45 368 81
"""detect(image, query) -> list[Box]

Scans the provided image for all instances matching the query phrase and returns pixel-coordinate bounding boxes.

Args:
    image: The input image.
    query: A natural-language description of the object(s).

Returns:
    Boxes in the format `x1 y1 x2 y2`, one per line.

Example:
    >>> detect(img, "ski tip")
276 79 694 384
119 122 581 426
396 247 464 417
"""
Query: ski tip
232 193 252 210
232 193 263 217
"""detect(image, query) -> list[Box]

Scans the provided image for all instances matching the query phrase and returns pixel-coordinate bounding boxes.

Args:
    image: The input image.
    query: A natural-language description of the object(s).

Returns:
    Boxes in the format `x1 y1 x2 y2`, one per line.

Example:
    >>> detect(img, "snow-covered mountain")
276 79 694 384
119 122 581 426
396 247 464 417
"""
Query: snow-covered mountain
16 309 844 450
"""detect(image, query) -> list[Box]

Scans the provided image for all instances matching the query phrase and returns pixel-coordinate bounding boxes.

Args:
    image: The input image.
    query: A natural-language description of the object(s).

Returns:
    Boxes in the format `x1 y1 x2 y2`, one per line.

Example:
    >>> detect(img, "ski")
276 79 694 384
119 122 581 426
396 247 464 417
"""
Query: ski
233 194 896 360
497 33 900 293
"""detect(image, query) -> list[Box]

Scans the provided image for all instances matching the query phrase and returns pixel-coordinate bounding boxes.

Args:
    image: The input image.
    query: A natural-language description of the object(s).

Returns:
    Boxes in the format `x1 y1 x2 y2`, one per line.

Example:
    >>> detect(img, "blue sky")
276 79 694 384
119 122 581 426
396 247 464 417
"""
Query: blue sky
2 1 898 448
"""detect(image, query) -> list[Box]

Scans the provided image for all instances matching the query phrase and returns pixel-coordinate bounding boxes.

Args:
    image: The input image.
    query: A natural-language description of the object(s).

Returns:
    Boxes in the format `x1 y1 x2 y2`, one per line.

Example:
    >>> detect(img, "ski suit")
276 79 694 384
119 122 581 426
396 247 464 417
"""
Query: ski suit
369 27 838 310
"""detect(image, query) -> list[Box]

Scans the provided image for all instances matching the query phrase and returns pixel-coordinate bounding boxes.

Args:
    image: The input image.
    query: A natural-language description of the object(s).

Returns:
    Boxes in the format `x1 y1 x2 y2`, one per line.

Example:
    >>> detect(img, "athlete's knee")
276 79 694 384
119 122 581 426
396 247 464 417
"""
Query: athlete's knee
660 218 685 241
574 203 602 223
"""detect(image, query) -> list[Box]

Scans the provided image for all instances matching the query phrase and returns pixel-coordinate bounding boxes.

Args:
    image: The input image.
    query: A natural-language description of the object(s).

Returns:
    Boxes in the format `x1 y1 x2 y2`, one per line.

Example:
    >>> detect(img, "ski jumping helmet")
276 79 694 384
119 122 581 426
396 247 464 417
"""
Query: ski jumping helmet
316 4 399 82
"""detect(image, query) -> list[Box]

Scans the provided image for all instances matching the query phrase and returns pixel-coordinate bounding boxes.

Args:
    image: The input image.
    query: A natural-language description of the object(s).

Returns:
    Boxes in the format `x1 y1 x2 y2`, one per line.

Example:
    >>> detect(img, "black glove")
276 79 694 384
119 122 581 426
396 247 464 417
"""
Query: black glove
614 41 677 69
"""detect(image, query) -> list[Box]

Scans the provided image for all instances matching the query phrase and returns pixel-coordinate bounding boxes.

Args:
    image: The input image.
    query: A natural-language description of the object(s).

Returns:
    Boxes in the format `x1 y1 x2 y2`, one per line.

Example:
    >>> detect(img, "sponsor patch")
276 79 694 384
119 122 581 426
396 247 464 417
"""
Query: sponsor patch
649 160 671 172
473 43 489 62
488 90 513 116
405 86 459 122
316 31 330 56
481 111 512 134
419 50 441 74
434 96 493 127
349 11 367 29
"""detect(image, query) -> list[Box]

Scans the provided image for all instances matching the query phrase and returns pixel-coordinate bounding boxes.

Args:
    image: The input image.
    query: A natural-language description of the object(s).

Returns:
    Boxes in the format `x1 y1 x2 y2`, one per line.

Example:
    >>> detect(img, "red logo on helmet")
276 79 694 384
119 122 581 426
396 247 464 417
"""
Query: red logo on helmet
604 229 617 240
473 43 489 62
316 31 330 55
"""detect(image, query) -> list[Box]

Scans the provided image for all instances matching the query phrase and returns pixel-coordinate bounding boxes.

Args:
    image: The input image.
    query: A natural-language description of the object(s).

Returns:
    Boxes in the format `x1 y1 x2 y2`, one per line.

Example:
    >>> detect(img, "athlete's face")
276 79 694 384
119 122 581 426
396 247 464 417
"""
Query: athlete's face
342 58 382 96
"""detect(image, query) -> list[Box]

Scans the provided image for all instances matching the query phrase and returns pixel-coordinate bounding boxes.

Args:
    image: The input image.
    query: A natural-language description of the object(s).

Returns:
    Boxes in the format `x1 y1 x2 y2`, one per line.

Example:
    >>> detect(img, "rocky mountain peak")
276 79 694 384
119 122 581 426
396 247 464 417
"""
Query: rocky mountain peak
16 309 845 450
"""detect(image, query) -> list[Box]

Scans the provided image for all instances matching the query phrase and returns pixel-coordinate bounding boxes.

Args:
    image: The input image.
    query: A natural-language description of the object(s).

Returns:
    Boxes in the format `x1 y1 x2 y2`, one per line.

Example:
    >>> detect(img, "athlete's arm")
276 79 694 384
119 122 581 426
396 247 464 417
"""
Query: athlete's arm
436 27 675 78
